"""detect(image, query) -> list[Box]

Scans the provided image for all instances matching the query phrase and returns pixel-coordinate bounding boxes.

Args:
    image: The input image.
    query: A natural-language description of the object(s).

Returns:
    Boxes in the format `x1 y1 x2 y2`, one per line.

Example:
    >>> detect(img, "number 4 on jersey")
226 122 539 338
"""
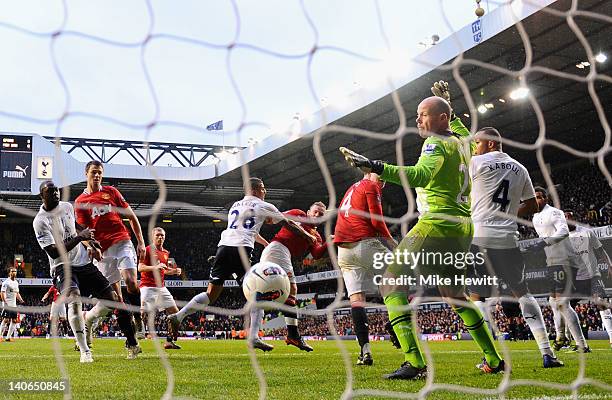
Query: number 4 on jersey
492 179 511 212
339 189 354 217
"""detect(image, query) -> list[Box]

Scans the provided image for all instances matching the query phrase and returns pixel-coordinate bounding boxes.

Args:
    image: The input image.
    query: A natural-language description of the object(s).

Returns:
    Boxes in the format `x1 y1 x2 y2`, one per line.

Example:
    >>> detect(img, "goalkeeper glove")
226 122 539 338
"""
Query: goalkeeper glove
339 147 384 175
431 80 451 105
431 80 457 119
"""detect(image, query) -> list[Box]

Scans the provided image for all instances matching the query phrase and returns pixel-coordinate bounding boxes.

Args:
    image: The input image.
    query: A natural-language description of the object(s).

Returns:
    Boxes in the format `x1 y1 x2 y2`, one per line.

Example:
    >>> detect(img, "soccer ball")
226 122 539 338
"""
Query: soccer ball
242 261 290 306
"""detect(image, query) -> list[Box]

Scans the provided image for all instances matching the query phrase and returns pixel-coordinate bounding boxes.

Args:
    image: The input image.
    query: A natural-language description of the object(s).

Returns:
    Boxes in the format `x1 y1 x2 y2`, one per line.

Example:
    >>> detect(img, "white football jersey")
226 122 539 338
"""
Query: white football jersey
218 195 285 248
470 151 535 249
33 201 90 274
1 279 19 307
569 226 602 280
532 204 584 268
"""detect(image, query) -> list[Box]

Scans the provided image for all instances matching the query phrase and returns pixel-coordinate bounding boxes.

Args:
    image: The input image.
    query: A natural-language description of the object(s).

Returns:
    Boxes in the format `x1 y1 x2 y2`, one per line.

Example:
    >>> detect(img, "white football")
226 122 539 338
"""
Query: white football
242 261 290 306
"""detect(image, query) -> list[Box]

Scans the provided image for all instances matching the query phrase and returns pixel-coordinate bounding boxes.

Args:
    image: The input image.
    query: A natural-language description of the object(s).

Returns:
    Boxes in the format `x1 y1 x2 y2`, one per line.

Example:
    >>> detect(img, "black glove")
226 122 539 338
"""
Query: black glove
339 147 384 175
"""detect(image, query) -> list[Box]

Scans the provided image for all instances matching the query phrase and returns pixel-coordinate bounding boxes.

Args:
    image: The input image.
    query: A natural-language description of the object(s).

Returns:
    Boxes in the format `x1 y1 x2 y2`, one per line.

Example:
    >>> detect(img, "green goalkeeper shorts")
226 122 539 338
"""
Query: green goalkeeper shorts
386 217 473 280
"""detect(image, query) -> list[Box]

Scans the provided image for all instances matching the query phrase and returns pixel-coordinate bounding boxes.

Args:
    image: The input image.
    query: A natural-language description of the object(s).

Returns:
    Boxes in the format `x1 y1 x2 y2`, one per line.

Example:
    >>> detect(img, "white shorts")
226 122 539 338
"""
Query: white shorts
338 238 390 297
260 241 296 284
97 240 137 285
140 287 176 312
50 301 67 319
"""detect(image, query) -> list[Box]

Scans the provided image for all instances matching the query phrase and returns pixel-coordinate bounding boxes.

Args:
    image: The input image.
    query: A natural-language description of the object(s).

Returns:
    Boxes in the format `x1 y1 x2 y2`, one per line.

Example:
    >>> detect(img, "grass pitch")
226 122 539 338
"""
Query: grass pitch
0 338 610 400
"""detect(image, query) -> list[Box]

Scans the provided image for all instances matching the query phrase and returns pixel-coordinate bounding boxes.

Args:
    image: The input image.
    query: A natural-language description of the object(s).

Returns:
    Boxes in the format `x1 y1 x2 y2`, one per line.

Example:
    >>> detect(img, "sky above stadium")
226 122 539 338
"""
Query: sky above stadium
0 0 500 163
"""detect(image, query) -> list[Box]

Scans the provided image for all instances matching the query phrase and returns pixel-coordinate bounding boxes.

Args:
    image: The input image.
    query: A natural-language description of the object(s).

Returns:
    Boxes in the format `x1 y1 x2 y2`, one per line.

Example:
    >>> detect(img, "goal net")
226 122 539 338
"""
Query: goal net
0 0 610 399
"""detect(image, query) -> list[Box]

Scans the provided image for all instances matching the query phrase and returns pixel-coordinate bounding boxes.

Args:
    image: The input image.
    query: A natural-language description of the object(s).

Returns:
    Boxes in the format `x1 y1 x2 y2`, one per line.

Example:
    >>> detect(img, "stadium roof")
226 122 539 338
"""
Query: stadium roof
217 0 611 211
1 0 610 220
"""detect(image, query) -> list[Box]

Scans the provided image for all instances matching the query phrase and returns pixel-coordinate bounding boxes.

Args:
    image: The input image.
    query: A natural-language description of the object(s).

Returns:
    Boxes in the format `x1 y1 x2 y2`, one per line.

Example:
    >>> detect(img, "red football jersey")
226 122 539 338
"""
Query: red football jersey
334 179 391 243
46 285 59 302
139 245 170 288
272 209 327 259
75 186 131 252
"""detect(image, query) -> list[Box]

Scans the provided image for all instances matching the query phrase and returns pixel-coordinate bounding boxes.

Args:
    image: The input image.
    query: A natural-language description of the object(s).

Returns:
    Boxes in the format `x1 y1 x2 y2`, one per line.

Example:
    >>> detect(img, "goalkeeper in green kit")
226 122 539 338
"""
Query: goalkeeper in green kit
340 81 504 380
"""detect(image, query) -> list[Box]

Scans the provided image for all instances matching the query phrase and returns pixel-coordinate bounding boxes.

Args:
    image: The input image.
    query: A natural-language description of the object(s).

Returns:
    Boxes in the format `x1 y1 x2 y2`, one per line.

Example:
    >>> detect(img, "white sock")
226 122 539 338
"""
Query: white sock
474 300 495 334
249 308 264 340
0 320 6 338
519 295 553 356
549 297 566 341
68 301 89 353
565 323 572 341
361 342 371 355
7 322 16 339
176 292 209 323
558 297 587 348
599 309 612 342
85 302 111 327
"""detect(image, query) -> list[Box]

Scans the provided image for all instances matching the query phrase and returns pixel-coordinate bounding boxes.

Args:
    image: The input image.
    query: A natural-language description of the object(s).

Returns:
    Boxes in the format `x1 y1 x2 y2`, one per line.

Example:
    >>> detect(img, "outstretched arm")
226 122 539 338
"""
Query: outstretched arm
43 227 95 260
380 151 445 189
339 146 444 189
126 206 146 258
277 219 317 245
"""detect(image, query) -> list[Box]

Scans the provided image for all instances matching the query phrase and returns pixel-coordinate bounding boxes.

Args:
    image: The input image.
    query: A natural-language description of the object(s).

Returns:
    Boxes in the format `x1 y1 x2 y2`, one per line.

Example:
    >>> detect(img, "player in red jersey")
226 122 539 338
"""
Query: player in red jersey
41 285 69 338
75 160 145 346
248 201 328 352
138 227 182 349
334 172 396 366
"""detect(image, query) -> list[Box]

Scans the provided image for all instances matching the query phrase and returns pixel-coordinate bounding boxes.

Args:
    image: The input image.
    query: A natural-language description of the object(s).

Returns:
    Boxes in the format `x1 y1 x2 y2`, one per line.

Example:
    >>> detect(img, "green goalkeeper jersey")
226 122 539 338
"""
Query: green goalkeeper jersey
380 117 473 221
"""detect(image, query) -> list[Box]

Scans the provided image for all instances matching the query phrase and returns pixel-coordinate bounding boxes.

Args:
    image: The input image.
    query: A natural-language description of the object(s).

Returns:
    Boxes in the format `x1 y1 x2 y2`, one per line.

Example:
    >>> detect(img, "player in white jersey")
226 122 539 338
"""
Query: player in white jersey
0 267 24 342
33 180 142 361
565 211 612 346
528 187 590 352
169 178 316 351
467 127 563 368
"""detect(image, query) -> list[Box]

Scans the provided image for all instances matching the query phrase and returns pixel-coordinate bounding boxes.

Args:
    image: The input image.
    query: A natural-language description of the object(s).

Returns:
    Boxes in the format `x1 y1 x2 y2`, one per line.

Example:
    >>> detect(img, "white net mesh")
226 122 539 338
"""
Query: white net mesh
0 0 610 399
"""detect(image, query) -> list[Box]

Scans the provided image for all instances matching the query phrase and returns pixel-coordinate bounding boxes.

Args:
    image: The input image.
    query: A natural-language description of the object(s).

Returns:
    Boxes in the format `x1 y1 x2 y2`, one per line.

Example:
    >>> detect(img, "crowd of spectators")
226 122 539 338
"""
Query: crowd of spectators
556 165 611 227
0 227 49 278
4 288 610 342
267 302 609 340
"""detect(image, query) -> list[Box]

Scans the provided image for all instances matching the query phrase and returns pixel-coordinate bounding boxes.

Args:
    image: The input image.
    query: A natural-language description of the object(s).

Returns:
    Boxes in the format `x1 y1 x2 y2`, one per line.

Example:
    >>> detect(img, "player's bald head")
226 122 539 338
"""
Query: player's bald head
416 97 452 137
420 96 452 118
